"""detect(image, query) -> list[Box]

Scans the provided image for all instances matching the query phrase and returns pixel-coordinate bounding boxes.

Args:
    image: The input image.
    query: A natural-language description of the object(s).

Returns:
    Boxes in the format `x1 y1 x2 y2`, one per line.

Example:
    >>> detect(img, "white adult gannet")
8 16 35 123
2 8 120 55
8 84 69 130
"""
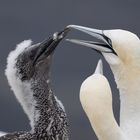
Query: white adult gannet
67 25 140 140
80 60 127 140
1 28 69 139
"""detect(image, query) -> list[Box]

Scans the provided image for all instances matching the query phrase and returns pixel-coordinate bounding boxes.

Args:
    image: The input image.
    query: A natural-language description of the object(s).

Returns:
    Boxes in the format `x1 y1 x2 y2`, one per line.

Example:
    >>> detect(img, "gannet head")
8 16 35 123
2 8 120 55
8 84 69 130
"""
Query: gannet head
80 60 116 139
103 30 140 66
5 28 69 83
80 59 112 116
67 25 140 81
80 59 112 115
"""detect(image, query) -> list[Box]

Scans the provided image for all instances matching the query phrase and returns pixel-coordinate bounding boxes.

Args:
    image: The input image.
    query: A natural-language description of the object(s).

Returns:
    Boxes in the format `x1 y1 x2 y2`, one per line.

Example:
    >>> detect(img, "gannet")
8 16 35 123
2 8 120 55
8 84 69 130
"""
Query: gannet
67 25 140 140
1 28 69 139
80 60 127 140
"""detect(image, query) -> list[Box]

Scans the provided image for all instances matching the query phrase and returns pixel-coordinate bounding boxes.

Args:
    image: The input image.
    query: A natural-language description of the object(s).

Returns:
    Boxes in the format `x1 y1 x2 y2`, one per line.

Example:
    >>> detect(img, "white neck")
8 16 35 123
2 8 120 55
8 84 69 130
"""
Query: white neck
80 73 128 140
119 83 140 140
113 69 140 140
8 78 39 131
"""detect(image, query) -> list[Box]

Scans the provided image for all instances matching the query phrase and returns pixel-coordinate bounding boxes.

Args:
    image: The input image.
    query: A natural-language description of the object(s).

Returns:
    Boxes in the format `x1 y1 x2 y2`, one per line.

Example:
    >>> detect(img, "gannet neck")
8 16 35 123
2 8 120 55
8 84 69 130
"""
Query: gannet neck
120 91 140 140
5 40 36 129
80 60 127 140
114 75 140 140
29 76 69 139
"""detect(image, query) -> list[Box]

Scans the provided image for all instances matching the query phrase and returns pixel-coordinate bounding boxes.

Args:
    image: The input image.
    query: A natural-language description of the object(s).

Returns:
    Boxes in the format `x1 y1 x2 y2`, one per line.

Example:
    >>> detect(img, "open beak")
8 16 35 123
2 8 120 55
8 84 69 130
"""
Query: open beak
66 25 117 55
33 28 70 65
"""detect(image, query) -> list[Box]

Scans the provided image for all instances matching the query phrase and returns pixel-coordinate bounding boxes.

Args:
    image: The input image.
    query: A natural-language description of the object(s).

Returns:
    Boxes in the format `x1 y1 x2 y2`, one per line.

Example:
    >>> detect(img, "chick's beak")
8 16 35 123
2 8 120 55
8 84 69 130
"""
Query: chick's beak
33 28 70 65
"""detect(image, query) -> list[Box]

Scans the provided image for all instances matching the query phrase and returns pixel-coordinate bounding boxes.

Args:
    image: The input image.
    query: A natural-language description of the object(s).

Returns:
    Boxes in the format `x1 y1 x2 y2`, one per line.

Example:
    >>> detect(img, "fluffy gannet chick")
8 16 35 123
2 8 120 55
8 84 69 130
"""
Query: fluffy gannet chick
80 60 127 140
2 28 69 139
67 25 140 140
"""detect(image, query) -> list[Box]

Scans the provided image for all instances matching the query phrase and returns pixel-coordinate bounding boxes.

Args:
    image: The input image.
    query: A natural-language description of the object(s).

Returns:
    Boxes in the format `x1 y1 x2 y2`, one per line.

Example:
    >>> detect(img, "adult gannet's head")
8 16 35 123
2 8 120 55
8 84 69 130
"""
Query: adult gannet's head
67 25 140 81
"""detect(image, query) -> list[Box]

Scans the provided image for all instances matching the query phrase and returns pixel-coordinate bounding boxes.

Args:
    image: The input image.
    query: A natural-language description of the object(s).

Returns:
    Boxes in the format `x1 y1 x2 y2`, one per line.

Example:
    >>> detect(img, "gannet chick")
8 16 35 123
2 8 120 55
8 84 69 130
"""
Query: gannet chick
67 25 140 140
80 60 127 140
2 28 69 139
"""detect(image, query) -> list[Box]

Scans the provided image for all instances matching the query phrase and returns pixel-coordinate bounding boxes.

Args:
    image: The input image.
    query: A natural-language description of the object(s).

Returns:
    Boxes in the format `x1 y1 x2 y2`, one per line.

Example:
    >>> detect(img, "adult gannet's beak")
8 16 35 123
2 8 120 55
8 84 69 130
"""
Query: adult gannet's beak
66 25 117 55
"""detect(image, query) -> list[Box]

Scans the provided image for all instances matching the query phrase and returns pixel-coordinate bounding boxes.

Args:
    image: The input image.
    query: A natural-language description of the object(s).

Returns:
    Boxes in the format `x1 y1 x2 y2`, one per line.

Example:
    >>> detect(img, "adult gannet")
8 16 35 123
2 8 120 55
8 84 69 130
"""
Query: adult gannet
1 28 69 139
80 59 127 140
67 25 140 140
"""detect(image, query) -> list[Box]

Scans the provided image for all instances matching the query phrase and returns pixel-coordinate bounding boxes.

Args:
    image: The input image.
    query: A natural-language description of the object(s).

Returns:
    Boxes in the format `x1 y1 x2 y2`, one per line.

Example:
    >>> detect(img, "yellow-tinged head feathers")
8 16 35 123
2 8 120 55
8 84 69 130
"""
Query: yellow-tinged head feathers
67 25 140 68
103 30 140 66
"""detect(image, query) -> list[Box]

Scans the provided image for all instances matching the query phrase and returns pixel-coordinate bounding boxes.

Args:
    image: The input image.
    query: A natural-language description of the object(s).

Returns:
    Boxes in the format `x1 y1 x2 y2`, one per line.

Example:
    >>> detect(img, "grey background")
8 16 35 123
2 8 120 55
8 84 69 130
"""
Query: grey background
0 0 139 139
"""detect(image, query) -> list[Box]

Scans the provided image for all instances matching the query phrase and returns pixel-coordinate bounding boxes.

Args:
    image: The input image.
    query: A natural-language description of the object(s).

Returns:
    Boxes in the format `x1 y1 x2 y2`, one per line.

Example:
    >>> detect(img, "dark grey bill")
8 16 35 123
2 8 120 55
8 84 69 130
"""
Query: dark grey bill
33 28 70 65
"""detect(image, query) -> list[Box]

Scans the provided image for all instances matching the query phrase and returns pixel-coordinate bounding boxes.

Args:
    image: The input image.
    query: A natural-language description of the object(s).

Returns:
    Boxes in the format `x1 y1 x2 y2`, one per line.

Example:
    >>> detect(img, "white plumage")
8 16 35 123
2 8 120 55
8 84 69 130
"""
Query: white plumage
5 40 38 130
67 25 140 140
80 60 127 140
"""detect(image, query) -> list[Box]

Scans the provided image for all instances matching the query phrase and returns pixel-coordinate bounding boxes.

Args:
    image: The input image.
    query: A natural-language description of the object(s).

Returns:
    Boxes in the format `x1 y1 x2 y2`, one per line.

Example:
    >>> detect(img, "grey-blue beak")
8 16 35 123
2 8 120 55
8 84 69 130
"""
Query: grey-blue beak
66 25 116 55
